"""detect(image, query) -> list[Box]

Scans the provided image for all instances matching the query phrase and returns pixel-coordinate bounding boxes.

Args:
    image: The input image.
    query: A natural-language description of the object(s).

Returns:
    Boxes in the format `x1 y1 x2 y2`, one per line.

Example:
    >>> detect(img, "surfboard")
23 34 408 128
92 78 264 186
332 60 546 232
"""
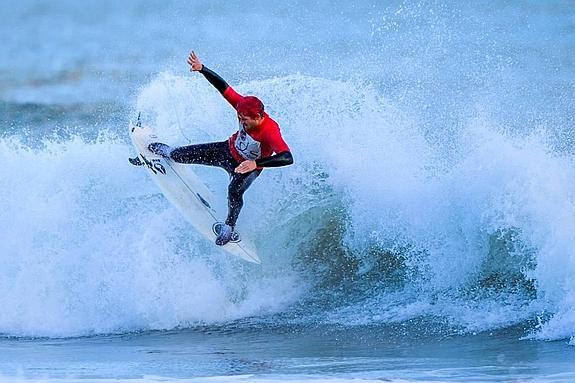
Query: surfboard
129 123 261 264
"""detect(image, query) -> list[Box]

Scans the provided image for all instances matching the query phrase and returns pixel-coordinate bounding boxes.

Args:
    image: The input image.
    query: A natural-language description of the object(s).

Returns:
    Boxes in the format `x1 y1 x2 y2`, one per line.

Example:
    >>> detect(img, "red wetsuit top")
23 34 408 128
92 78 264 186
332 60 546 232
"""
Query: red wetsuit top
222 86 290 165
199 65 292 169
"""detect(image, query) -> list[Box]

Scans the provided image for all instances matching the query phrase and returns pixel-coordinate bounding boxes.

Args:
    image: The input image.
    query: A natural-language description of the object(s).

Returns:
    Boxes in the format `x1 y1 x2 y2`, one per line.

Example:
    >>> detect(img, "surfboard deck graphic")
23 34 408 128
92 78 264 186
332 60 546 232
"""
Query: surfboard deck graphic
129 124 260 264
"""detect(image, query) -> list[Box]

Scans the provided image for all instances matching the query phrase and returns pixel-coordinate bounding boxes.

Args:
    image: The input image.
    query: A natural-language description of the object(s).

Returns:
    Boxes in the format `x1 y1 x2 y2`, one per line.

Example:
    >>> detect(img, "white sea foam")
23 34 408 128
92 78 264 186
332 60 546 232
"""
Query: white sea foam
0 133 303 337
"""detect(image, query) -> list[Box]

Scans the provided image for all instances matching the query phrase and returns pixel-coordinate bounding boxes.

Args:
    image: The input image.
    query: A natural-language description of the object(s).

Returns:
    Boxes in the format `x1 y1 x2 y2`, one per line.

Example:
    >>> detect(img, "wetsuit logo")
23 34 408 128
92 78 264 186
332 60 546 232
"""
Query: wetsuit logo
234 124 261 160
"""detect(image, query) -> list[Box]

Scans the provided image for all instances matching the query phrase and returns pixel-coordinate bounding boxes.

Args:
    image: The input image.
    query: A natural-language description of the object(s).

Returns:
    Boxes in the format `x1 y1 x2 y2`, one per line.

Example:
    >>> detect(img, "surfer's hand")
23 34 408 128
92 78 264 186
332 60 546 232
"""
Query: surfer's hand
187 51 203 72
235 160 257 174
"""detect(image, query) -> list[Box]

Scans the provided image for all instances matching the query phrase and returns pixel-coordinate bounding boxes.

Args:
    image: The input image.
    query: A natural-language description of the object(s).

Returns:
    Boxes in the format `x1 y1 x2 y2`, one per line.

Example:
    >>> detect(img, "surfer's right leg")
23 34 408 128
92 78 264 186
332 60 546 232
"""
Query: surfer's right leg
215 170 261 246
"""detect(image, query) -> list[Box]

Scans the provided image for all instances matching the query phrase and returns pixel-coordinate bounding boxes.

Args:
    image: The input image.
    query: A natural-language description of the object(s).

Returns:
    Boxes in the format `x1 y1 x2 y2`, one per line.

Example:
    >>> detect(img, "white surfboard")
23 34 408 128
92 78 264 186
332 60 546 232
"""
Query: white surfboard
129 124 260 264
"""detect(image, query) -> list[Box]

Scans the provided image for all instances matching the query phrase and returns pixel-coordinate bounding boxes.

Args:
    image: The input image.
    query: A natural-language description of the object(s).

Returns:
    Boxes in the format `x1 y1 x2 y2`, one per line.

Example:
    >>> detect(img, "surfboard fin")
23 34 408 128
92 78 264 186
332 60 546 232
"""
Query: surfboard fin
128 156 144 166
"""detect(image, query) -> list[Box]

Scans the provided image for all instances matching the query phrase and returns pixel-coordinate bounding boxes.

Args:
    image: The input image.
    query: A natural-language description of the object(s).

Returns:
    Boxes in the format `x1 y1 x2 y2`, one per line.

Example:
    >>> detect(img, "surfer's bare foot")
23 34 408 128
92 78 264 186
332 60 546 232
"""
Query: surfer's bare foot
148 142 171 158
215 224 234 246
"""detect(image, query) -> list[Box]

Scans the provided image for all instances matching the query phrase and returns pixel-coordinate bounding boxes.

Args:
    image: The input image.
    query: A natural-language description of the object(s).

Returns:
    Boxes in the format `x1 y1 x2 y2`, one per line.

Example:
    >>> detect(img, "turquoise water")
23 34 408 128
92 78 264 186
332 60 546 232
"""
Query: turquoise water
2 324 575 382
1 0 575 381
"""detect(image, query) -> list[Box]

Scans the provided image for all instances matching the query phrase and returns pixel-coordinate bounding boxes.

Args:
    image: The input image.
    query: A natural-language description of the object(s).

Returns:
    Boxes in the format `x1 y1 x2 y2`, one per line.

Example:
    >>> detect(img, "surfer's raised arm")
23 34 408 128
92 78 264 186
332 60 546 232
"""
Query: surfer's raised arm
188 51 228 94
187 51 244 108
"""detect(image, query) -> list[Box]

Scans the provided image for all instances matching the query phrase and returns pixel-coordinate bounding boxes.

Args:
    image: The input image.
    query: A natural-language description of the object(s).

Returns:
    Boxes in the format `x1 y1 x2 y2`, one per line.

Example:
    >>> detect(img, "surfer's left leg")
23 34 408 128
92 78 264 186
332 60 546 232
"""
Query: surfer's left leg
167 141 236 172
216 169 262 245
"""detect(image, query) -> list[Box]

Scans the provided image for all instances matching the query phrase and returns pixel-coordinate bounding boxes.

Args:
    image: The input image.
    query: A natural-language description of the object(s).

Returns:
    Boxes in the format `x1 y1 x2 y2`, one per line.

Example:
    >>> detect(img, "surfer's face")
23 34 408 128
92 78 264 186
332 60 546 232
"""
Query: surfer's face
238 113 263 131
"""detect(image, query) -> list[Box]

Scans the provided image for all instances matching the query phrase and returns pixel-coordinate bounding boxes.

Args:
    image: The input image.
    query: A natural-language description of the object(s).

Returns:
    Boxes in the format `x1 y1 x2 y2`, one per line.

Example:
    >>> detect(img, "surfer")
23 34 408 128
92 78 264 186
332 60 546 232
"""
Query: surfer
148 51 293 246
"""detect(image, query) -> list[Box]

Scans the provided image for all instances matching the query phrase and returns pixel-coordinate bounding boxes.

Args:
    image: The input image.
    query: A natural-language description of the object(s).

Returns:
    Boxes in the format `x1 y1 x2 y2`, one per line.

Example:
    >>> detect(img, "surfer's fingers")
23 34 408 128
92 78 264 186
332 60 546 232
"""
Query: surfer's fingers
188 52 202 70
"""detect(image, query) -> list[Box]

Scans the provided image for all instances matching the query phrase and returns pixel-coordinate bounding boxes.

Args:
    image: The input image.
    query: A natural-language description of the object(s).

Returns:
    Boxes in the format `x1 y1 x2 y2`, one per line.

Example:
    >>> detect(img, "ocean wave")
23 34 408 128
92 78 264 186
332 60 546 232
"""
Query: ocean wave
1 73 574 341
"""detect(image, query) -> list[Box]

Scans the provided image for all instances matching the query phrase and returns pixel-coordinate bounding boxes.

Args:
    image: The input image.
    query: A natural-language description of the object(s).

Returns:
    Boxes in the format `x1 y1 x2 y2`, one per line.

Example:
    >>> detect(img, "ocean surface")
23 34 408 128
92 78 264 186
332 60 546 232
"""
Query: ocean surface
1 1 575 382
